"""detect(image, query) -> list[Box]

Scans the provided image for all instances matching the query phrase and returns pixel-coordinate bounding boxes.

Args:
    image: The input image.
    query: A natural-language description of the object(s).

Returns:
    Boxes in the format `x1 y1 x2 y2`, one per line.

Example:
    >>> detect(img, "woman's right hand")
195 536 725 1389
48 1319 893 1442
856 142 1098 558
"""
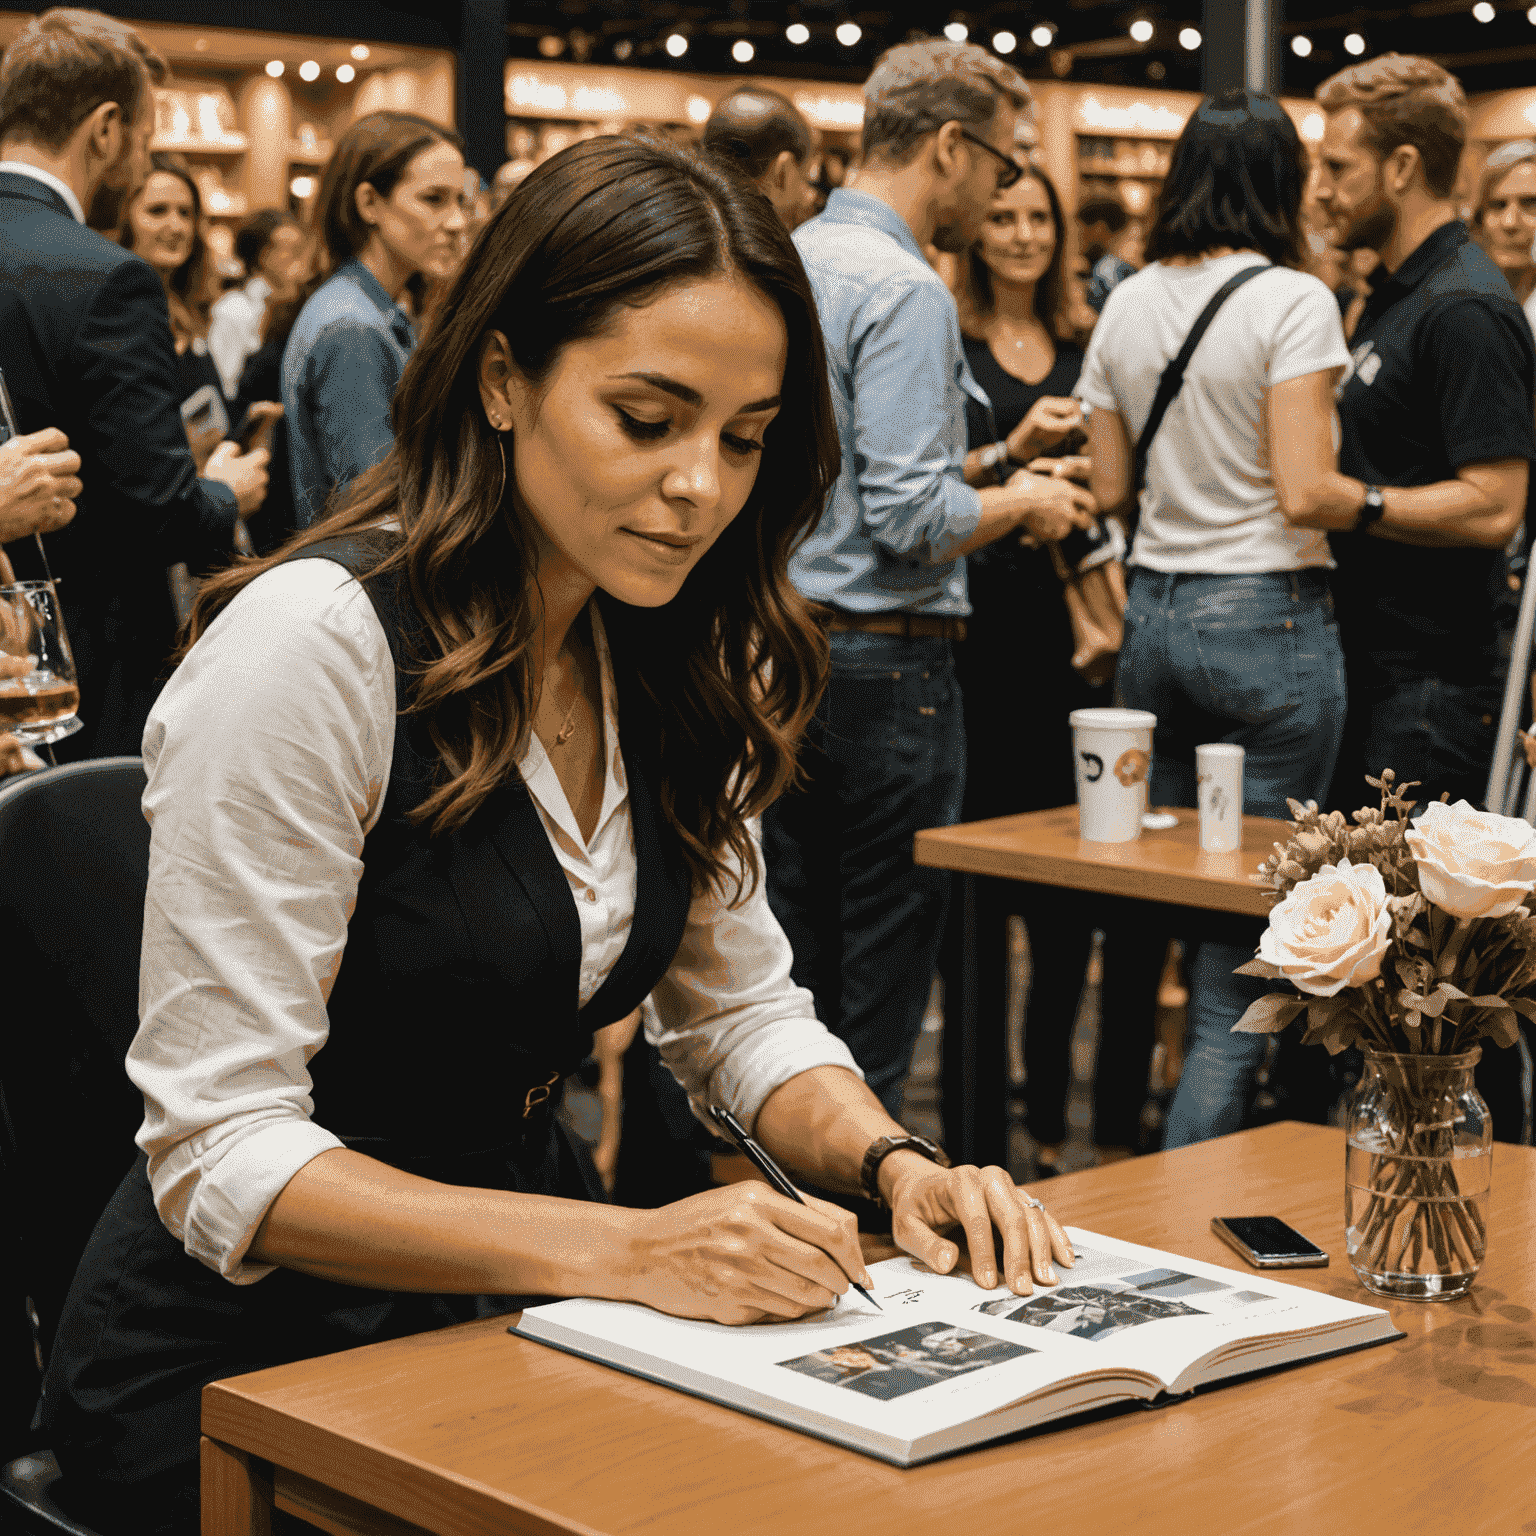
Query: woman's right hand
1005 396 1082 463
623 1181 871 1325
1006 466 1097 545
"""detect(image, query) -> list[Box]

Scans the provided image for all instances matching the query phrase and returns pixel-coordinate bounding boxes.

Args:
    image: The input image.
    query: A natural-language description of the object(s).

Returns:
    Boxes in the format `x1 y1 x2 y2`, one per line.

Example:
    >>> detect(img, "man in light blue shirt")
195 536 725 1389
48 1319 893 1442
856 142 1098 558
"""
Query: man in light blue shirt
763 39 1095 1130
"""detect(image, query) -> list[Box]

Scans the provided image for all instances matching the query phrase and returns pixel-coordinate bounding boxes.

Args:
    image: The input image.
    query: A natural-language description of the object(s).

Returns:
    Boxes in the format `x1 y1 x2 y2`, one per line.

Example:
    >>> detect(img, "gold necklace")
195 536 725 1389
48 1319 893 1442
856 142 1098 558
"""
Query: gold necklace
551 694 579 748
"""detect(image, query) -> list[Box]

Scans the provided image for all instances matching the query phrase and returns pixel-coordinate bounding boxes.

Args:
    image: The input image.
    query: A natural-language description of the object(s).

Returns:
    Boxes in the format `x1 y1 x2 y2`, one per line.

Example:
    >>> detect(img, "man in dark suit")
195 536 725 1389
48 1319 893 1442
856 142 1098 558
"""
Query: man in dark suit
0 8 268 759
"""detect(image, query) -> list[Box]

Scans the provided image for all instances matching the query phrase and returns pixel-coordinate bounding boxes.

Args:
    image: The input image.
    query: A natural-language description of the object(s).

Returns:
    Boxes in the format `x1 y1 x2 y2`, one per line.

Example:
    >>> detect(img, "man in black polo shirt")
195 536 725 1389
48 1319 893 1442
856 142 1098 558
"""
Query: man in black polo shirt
1311 53 1536 1143
1313 53 1536 814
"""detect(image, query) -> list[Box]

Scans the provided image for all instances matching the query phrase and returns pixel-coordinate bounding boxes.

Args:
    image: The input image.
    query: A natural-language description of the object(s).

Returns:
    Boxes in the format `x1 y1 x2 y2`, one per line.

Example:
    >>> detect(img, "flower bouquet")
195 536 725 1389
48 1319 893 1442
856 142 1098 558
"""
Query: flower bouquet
1233 773 1536 1299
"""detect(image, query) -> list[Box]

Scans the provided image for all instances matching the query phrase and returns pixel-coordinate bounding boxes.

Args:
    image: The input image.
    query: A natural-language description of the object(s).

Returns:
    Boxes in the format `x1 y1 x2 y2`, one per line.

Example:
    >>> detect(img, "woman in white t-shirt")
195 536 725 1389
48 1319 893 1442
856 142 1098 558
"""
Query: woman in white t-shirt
1077 90 1353 1151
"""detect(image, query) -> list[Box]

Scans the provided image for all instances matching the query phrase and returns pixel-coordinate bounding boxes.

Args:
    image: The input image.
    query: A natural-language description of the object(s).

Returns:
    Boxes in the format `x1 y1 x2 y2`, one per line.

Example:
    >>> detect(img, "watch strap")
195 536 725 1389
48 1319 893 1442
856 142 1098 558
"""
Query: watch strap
860 1133 950 1206
1358 485 1385 528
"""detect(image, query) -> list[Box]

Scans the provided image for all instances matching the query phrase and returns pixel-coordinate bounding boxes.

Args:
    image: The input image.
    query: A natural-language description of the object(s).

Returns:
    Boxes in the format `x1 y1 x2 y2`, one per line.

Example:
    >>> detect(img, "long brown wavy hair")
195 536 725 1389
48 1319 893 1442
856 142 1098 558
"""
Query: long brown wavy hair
183 134 840 901
957 165 1083 347
122 152 213 347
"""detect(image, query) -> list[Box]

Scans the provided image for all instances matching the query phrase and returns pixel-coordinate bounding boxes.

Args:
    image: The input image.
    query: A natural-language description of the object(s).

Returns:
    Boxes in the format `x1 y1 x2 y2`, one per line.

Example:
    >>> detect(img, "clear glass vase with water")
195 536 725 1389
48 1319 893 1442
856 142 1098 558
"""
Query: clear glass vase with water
1344 1046 1491 1301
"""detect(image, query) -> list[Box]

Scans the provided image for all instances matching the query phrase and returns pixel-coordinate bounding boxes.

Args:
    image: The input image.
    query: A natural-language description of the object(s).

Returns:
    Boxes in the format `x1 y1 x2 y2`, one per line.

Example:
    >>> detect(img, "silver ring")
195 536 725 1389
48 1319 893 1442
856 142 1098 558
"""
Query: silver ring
1021 1194 1044 1211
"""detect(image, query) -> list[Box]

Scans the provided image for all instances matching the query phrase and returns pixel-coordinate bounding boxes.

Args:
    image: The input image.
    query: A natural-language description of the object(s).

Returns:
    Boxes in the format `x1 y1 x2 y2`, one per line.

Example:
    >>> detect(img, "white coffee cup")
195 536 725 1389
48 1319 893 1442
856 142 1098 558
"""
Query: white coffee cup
1069 707 1156 842
1196 743 1245 853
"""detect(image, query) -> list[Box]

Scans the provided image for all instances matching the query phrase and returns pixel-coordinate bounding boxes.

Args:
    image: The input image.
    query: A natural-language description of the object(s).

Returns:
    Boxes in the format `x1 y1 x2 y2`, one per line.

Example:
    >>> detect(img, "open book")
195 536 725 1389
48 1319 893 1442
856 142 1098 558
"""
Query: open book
513 1227 1401 1467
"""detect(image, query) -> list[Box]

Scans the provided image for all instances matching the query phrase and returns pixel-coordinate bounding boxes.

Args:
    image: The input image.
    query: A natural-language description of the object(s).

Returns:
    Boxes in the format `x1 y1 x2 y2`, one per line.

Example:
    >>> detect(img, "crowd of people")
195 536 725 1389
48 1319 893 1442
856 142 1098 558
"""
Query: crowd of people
3 7 1535 1531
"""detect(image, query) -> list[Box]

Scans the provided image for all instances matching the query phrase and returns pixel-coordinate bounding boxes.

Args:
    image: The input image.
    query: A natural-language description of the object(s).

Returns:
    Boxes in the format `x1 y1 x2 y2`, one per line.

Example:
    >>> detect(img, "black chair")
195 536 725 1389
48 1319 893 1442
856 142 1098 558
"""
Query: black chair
0 757 149 1536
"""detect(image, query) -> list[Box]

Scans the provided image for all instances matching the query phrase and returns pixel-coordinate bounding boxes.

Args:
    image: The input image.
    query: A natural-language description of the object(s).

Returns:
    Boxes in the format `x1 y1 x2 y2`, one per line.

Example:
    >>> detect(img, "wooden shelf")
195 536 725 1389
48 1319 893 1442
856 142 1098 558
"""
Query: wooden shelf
151 137 247 154
1077 161 1167 179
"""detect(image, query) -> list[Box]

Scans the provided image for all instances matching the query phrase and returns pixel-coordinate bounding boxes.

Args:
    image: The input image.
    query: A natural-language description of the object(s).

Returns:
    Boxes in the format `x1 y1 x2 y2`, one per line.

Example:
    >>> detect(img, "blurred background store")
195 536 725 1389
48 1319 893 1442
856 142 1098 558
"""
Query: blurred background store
5 1 1536 264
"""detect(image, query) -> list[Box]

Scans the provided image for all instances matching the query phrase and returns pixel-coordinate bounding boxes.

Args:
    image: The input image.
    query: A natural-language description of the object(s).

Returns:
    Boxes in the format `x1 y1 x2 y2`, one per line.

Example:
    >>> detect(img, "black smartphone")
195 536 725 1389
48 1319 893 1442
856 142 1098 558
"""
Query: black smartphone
1211 1216 1328 1269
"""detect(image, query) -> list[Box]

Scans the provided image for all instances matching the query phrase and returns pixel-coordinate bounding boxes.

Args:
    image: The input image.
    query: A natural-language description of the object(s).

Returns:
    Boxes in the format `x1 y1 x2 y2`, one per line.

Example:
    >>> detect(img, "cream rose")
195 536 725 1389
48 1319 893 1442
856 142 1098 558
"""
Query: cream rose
1257 858 1392 997
1405 800 1536 920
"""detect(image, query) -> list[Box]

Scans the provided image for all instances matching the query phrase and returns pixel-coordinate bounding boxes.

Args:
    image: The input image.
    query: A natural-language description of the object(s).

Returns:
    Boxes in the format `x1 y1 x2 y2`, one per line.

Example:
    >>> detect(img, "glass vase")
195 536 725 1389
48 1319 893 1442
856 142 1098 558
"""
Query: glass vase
1344 1047 1491 1301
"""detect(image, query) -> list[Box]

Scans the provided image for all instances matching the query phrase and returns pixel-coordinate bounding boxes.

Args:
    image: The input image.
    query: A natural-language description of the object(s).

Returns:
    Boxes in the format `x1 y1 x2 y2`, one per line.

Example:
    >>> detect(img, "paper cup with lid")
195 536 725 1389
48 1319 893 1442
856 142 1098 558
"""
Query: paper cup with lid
1069 707 1156 842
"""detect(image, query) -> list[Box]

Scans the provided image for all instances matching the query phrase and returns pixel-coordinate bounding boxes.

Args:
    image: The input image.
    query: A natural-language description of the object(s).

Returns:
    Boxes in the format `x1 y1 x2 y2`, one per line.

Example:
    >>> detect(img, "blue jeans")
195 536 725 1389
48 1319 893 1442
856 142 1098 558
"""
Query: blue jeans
762 631 966 1119
1116 570 1347 1148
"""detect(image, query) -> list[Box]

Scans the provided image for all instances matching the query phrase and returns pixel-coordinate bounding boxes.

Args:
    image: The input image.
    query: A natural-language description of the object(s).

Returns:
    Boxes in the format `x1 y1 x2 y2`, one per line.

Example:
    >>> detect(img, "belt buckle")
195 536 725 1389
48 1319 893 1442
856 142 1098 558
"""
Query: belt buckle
523 1070 561 1119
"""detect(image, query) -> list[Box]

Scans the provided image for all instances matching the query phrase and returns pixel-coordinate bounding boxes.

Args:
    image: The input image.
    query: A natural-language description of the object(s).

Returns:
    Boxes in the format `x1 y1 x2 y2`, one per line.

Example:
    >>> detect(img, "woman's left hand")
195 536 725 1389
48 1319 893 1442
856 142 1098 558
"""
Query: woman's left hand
883 1154 1076 1294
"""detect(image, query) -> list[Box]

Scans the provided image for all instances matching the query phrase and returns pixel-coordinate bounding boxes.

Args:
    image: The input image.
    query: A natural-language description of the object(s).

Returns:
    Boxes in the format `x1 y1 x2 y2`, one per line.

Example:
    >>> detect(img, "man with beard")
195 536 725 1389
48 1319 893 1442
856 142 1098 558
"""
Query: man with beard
1311 55 1536 1143
1311 54 1536 816
762 38 1094 1142
0 8 268 759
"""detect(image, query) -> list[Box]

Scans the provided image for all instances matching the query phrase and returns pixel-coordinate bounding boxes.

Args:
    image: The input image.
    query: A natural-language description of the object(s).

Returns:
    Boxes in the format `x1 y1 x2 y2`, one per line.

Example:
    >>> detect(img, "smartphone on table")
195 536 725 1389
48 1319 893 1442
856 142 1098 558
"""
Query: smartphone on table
1211 1216 1329 1269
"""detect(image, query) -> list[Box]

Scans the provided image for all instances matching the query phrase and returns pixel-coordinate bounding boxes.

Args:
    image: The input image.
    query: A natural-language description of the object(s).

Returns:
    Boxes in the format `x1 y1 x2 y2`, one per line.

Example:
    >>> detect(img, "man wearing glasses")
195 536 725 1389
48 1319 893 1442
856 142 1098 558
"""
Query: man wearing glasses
763 39 1096 1151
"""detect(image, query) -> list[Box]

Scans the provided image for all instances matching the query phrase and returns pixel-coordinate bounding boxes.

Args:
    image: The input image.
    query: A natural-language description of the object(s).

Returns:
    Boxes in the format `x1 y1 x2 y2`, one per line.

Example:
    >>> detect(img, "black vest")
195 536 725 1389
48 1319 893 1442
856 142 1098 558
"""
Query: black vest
288 534 695 1173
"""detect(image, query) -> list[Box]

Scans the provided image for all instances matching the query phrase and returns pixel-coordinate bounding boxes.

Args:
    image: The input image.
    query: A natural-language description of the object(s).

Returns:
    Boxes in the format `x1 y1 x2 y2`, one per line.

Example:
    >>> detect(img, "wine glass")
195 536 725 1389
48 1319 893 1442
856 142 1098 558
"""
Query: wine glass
0 576 82 744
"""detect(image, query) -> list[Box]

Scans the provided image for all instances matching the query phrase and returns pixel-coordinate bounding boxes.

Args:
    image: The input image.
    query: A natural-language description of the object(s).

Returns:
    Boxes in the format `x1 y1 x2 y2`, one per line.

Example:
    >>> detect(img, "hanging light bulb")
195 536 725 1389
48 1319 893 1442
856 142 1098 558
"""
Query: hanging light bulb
944 21 969 42
836 21 862 45
993 30 1017 53
786 22 810 44
1129 18 1154 42
1344 32 1367 53
665 32 688 57
1031 23 1055 47
1179 26 1202 49
732 39 754 62
1291 34 1313 56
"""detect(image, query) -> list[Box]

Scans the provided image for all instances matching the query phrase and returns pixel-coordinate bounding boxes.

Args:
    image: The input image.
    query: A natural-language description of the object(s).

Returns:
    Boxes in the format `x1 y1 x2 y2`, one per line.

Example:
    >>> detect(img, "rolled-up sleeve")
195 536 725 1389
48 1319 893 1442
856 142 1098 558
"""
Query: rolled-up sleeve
645 830 864 1137
131 560 395 1282
850 281 983 564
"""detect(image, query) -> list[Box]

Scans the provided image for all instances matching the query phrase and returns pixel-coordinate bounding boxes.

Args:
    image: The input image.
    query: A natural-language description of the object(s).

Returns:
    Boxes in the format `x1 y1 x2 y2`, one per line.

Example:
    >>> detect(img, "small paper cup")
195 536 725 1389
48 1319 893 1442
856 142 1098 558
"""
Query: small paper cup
1196 742 1245 853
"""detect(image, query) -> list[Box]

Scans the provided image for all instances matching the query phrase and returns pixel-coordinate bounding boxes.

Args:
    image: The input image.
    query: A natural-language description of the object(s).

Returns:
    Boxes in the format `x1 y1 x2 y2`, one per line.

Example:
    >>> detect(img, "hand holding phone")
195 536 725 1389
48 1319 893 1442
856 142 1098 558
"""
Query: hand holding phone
235 400 282 456
1212 1216 1328 1269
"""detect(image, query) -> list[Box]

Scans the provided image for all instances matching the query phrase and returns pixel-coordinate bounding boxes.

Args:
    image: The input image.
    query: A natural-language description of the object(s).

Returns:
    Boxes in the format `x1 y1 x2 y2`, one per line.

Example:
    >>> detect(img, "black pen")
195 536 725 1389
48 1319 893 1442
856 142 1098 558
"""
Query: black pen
709 1104 882 1312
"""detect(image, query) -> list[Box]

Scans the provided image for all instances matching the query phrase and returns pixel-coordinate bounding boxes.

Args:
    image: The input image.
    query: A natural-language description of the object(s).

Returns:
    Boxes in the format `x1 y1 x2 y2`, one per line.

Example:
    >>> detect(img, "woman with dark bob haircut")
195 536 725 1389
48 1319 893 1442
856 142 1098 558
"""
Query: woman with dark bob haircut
1078 89 1354 1154
43 134 1071 1534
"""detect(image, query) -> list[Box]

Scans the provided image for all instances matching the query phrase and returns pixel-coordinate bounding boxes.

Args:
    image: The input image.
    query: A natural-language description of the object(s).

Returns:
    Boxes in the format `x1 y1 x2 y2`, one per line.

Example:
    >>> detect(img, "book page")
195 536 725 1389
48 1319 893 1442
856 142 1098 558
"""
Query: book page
517 1250 1163 1451
516 1229 1393 1450
941 1228 1391 1388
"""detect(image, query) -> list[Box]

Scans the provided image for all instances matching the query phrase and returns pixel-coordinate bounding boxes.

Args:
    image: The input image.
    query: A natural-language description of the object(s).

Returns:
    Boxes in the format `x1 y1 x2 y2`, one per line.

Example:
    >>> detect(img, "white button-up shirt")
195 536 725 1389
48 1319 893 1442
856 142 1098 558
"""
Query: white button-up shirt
133 559 861 1283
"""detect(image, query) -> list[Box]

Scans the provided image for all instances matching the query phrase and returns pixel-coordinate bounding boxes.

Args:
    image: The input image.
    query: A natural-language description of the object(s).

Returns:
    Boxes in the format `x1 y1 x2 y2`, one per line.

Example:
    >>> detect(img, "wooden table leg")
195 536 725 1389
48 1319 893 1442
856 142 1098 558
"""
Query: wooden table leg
958 871 977 1168
201 1436 272 1536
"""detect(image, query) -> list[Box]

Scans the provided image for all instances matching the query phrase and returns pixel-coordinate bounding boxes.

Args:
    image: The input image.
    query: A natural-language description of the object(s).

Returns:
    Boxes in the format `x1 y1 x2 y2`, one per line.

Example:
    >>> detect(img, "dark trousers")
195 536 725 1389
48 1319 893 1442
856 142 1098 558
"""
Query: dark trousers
1331 658 1529 1142
762 630 965 1120
937 884 1168 1167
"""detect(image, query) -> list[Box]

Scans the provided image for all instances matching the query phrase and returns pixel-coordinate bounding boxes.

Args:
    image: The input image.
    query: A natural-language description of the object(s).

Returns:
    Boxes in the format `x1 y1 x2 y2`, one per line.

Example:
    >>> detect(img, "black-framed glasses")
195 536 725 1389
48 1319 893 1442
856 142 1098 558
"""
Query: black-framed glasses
958 127 1023 190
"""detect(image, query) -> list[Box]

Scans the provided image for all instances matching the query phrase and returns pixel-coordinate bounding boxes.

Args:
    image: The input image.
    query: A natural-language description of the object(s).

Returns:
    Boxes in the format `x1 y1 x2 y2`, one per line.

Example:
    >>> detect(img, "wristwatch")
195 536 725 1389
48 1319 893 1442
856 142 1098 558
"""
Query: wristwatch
976 440 1009 485
860 1132 950 1206
1357 485 1386 530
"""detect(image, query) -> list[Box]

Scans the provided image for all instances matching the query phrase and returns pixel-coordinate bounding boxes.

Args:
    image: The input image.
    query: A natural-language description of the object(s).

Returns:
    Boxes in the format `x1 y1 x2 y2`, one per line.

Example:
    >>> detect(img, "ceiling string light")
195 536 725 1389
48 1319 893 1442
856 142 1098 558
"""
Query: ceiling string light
665 32 688 57
1129 18 1154 43
944 21 969 42
1344 31 1367 53
1030 22 1055 47
1291 34 1313 56
836 21 862 45
992 30 1017 54
786 21 810 44
732 39 755 62
1179 26 1202 49
1473 1 1496 20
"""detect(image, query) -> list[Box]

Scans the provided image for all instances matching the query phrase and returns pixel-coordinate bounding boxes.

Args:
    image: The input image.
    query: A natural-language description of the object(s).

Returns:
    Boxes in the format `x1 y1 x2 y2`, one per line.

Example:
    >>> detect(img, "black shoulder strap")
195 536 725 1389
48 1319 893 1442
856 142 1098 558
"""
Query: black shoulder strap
1132 263 1272 495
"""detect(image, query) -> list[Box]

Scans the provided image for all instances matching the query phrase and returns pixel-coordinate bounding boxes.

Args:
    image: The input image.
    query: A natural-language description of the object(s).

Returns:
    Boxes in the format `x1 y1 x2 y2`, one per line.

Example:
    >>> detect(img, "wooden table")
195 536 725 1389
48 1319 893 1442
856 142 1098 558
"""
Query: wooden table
200 1123 1535 1536
913 805 1291 1164
913 804 1291 918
